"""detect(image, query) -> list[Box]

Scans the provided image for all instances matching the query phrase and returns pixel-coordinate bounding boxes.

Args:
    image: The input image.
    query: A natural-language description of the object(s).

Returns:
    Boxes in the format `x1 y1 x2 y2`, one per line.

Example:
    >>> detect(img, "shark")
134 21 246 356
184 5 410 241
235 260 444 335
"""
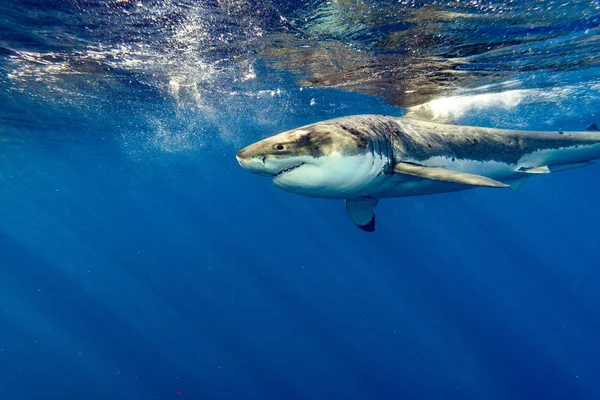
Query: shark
236 115 600 231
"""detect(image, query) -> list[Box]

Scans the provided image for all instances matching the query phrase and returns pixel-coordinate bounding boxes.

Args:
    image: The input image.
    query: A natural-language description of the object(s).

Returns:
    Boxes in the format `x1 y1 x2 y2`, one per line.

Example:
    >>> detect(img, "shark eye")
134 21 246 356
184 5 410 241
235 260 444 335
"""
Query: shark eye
275 144 284 150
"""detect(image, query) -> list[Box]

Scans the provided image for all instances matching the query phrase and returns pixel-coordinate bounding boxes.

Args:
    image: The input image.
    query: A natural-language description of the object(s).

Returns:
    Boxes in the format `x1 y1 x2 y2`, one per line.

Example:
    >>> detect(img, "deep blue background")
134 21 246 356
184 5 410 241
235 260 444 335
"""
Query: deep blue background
1 81 600 400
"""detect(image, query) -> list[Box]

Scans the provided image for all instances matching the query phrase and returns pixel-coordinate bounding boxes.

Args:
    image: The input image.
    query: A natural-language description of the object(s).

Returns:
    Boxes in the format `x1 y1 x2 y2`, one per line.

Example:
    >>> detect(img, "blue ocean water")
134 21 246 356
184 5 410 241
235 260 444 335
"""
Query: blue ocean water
1 1 600 399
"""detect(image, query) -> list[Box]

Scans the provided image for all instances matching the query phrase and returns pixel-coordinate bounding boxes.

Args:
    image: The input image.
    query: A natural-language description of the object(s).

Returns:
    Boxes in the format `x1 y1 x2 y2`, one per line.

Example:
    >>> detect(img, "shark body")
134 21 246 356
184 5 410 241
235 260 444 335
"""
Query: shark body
236 115 600 231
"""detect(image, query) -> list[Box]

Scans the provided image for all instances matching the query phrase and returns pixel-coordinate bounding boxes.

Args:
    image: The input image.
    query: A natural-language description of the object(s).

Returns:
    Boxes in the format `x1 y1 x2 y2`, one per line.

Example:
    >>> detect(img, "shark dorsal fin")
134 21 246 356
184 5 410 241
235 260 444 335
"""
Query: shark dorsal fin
345 197 378 232
393 162 509 188
586 123 599 132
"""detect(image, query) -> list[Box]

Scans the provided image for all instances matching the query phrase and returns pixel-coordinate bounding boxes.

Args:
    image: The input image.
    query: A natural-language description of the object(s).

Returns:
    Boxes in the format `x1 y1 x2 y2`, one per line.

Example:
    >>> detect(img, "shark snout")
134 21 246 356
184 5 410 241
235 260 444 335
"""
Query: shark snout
236 148 273 176
236 147 251 162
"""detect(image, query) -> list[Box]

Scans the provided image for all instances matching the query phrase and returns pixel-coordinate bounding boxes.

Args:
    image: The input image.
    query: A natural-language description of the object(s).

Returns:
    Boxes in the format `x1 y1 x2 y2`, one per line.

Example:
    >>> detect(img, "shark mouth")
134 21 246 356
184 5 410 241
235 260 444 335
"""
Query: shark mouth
274 163 305 177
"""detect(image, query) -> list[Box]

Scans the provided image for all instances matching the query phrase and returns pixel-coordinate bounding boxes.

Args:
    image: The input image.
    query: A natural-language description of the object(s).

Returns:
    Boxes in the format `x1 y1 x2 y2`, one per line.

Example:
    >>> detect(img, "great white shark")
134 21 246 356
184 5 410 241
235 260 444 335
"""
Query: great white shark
236 115 600 232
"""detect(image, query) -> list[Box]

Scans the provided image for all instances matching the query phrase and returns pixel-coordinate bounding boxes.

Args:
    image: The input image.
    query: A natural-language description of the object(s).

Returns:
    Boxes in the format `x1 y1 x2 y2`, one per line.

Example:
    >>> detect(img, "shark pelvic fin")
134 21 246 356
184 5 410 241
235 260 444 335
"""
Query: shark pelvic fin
345 197 378 232
519 161 594 174
520 166 551 174
393 162 509 188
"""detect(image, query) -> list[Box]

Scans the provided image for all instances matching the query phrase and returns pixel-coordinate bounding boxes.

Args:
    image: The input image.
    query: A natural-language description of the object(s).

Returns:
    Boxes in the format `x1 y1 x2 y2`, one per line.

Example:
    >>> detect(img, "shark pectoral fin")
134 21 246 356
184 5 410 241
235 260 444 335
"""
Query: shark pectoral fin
393 162 509 188
345 197 379 232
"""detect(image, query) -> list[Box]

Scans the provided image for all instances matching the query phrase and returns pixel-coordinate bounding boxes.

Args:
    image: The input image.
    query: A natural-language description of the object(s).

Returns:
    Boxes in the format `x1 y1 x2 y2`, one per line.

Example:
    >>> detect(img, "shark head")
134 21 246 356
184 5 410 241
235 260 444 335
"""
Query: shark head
236 119 393 198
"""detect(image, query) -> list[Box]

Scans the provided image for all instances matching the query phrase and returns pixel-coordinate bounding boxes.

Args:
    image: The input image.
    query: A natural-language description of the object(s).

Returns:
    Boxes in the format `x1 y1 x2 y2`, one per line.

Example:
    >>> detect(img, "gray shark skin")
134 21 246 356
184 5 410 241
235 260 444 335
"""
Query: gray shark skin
236 115 600 231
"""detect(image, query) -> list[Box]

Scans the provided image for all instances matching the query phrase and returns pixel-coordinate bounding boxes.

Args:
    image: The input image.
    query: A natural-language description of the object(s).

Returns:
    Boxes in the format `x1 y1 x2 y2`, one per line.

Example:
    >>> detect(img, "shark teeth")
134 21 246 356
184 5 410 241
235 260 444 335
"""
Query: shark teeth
275 163 305 176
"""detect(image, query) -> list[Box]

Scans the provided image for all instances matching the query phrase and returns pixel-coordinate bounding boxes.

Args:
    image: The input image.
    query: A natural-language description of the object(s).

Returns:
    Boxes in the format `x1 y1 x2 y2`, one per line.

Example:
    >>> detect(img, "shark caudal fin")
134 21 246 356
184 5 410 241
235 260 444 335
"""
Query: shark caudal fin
345 197 378 232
